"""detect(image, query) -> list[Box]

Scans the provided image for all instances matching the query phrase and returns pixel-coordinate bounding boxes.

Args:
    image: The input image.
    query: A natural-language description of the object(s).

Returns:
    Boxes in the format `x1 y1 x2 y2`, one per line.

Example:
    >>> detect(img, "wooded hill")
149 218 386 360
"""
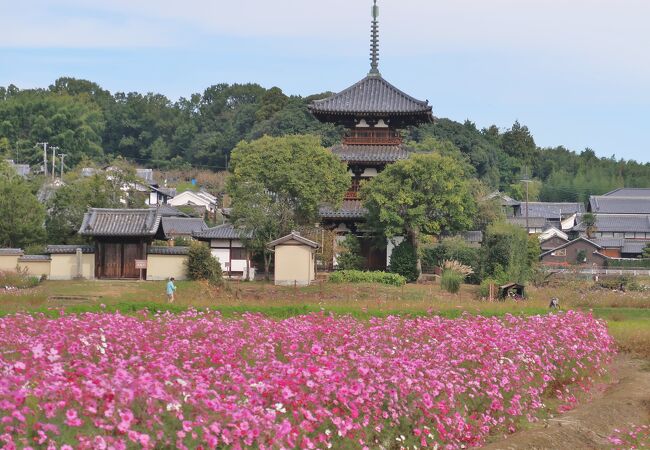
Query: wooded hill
1 77 648 202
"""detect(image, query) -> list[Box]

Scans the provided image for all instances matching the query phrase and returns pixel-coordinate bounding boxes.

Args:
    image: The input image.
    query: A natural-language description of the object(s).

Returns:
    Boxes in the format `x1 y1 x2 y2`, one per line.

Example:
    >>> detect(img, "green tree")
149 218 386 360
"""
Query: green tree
0 165 45 248
581 213 597 238
336 235 365 270
482 222 534 283
362 153 477 277
643 243 650 259
389 241 419 282
227 135 349 277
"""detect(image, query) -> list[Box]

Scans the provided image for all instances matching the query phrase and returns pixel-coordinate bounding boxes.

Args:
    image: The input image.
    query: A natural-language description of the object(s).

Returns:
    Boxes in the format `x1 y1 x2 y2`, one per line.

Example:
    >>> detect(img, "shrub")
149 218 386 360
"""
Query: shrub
186 241 223 285
336 235 365 270
389 241 419 282
479 278 500 298
0 269 40 289
440 270 463 294
421 237 481 284
329 270 406 286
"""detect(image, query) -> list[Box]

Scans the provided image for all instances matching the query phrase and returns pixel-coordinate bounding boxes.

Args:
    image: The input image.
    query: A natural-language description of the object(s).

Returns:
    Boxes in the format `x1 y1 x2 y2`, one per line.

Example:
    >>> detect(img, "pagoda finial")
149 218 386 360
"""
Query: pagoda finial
369 0 380 76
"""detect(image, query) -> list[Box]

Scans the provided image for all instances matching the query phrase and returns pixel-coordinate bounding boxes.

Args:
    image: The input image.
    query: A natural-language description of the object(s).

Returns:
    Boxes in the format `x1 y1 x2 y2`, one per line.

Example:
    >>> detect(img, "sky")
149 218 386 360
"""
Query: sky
1 0 649 162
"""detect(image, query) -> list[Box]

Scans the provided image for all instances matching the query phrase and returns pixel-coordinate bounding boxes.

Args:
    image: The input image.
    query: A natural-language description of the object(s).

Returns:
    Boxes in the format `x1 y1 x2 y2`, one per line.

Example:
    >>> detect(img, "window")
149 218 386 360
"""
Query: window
554 249 567 257
231 248 247 260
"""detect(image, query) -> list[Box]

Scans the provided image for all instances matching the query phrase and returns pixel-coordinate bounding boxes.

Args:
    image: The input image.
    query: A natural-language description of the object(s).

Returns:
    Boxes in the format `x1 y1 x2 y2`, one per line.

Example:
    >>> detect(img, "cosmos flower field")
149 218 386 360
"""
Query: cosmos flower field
0 310 615 449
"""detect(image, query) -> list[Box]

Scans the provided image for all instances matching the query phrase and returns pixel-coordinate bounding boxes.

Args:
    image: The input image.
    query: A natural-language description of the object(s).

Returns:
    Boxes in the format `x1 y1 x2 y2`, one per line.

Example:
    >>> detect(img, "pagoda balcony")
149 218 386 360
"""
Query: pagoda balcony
343 136 403 145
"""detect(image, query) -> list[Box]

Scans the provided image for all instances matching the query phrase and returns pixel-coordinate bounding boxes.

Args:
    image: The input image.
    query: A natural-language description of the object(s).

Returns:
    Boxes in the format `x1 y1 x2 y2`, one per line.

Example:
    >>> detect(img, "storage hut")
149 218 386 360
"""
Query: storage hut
268 232 320 286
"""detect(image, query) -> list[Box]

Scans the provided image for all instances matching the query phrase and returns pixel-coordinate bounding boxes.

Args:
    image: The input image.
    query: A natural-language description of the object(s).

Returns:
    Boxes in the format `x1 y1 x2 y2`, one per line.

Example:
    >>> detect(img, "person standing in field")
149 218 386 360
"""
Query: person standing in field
167 277 177 303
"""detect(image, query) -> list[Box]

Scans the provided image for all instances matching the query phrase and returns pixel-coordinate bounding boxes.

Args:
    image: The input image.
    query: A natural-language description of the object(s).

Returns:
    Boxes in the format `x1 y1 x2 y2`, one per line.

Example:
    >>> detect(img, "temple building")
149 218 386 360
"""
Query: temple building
309 0 433 270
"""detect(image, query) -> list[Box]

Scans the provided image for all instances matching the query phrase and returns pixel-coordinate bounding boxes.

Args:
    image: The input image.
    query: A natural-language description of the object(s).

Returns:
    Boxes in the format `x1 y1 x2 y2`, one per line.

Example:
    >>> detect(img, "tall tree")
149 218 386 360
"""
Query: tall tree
0 163 45 248
362 153 477 276
227 135 349 276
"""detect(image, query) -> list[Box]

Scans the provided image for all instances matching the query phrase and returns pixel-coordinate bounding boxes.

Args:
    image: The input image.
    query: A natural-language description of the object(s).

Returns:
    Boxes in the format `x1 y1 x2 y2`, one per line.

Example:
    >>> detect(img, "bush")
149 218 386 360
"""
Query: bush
186 242 223 285
478 278 500 298
336 235 365 270
607 258 650 269
421 237 481 284
389 241 419 282
0 269 40 289
329 270 406 287
440 270 463 294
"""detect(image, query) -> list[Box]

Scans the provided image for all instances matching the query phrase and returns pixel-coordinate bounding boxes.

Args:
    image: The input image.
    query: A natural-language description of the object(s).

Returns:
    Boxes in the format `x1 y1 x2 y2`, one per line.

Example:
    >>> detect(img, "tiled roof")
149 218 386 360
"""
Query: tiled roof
516 202 585 219
319 200 368 220
309 75 433 122
79 208 162 237
46 245 95 254
148 246 190 255
161 217 207 237
0 248 23 256
589 196 650 214
18 255 50 261
603 188 650 198
193 224 252 240
506 217 548 228
153 205 189 218
330 144 409 163
268 232 320 249
578 214 650 233
485 191 521 207
622 240 649 254
591 238 625 248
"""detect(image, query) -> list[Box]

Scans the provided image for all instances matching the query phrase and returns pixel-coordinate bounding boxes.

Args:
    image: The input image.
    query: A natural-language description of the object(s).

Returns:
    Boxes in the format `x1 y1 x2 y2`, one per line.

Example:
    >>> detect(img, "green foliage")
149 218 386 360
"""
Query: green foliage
173 237 191 247
329 270 406 287
478 278 501 298
0 169 45 248
644 243 650 259
336 235 365 270
227 135 348 277
440 270 463 294
482 222 534 283
186 242 223 285
421 236 481 284
363 152 477 276
576 249 587 264
388 241 419 282
581 213 597 238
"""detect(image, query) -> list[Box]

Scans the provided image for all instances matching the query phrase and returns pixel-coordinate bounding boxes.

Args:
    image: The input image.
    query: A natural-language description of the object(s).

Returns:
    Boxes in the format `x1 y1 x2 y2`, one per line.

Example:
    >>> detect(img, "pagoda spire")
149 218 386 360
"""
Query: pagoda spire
368 0 380 77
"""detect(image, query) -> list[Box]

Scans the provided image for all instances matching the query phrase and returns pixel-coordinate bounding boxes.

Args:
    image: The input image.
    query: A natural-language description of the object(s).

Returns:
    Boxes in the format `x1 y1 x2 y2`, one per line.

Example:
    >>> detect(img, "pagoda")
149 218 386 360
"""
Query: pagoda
309 0 433 270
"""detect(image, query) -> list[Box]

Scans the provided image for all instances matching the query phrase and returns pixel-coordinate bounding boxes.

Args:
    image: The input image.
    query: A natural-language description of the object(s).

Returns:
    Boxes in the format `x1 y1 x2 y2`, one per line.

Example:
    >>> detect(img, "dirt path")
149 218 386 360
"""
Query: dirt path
482 356 650 450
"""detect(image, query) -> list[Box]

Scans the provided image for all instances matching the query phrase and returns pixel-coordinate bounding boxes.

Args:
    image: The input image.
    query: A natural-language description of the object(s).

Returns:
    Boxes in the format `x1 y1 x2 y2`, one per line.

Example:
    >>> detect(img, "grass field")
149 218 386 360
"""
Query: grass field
1 278 649 358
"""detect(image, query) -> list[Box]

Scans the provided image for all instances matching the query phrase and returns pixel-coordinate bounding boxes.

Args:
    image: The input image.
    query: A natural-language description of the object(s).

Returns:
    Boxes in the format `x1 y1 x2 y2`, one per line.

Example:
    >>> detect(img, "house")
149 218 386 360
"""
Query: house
540 237 609 268
462 231 484 247
602 188 650 197
193 224 253 279
506 217 547 234
160 217 207 240
5 160 30 178
268 232 320 286
588 196 650 215
539 227 569 252
575 214 650 240
78 208 166 279
484 191 521 217
169 190 217 213
147 186 177 206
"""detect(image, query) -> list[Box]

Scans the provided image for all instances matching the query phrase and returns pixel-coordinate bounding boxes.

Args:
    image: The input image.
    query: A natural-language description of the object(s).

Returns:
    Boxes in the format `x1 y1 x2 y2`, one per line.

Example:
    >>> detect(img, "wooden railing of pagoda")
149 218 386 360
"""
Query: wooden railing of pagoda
344 191 360 200
343 136 402 145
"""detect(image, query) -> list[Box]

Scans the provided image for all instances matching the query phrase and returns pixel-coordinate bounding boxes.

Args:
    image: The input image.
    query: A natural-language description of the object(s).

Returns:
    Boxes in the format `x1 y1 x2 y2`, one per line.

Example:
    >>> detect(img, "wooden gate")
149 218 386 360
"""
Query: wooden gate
96 240 147 279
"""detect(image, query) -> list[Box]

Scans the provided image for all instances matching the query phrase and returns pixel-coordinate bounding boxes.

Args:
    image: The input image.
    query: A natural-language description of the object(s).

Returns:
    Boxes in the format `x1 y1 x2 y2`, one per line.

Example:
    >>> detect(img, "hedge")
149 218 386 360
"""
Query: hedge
329 270 407 287
607 258 650 269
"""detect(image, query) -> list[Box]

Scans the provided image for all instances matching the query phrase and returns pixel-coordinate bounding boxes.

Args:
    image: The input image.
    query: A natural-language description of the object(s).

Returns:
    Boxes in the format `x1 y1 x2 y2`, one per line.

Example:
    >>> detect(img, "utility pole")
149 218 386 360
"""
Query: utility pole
521 167 531 233
51 146 59 181
59 154 66 178
36 142 48 177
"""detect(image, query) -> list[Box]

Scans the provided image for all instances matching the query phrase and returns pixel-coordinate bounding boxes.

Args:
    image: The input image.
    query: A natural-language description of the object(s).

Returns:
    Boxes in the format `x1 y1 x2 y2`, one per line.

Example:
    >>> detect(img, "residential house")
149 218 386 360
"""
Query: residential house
540 237 609 268
161 217 207 240
169 190 218 213
575 214 650 240
484 191 521 217
5 160 30 177
588 196 650 215
539 227 569 252
193 224 253 279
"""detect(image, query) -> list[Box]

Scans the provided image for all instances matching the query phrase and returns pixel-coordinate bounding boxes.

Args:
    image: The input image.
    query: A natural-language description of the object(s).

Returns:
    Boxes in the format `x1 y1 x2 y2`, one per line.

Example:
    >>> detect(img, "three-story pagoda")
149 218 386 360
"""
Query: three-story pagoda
309 0 433 269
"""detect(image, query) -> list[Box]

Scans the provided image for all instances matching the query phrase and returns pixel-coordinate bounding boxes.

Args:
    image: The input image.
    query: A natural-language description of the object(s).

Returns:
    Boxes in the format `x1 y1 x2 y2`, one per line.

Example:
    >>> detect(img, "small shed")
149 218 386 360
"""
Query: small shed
268 232 320 286
499 283 526 300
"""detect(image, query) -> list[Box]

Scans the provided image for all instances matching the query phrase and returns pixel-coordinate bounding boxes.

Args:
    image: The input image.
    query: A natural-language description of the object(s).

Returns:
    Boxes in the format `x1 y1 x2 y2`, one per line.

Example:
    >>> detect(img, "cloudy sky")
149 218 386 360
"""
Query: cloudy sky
1 0 649 161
